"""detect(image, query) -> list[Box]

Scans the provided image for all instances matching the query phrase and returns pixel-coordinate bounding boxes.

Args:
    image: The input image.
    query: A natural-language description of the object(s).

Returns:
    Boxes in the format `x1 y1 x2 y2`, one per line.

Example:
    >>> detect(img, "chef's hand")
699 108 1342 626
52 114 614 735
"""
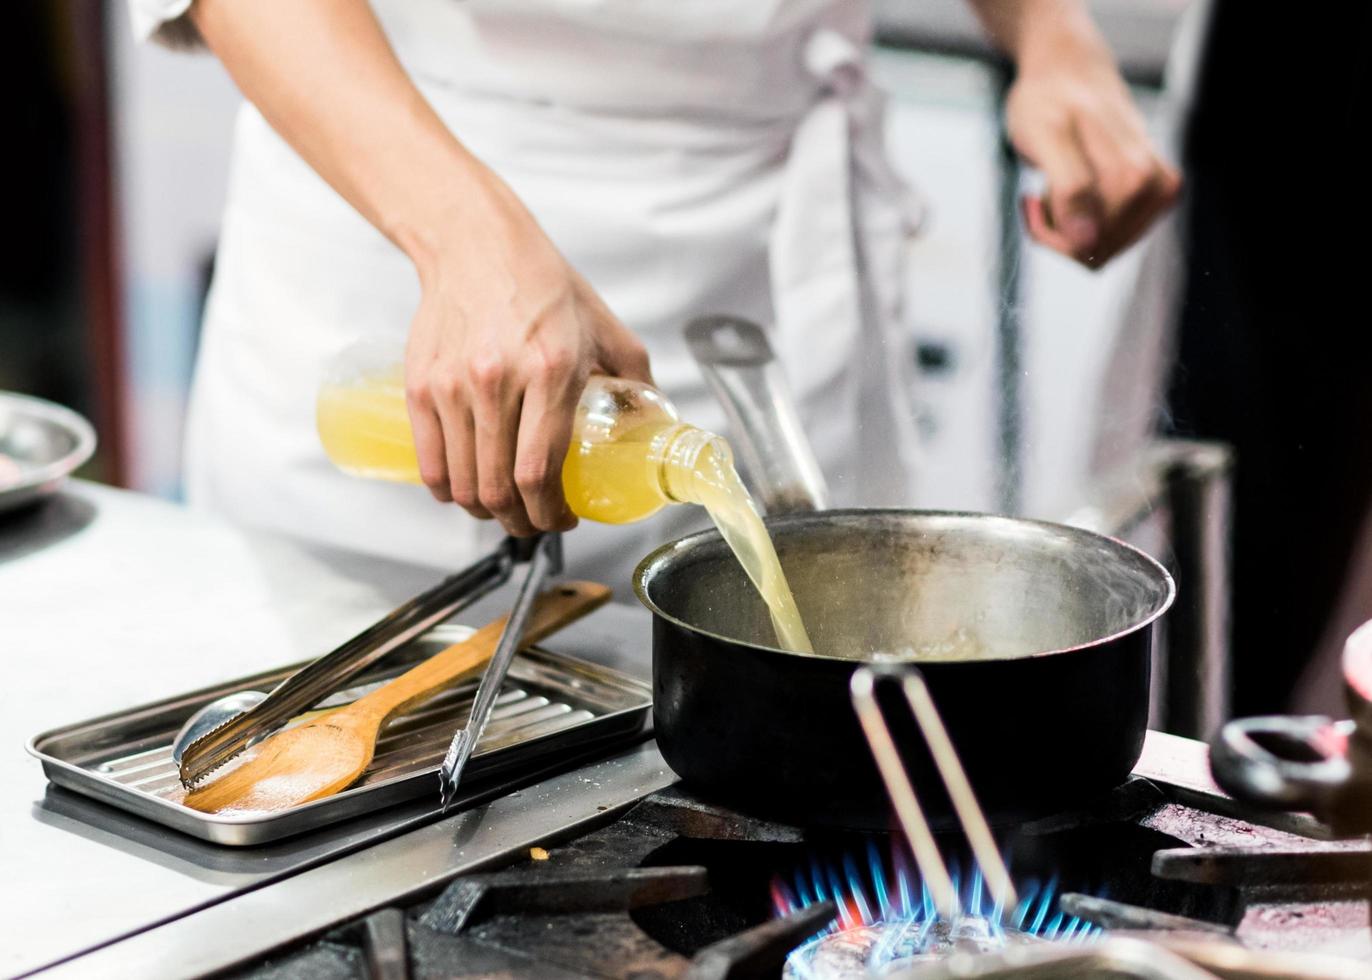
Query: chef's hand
969 0 1182 269
189 0 651 538
405 174 652 536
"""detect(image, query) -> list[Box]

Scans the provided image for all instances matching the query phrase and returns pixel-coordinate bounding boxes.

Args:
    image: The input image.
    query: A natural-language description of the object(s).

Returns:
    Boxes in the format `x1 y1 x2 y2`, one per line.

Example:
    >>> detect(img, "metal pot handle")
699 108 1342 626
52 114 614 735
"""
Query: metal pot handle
684 315 829 515
1208 715 1354 816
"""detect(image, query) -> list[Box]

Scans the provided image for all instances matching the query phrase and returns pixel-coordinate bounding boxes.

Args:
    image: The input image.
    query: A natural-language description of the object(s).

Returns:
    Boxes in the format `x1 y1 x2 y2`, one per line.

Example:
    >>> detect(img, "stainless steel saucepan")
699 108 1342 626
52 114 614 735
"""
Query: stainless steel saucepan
633 318 1175 828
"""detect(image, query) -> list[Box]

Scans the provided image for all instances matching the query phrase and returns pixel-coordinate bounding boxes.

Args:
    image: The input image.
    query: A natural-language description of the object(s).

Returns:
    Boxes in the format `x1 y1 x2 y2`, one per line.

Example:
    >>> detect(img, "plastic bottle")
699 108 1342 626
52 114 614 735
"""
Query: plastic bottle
315 341 728 525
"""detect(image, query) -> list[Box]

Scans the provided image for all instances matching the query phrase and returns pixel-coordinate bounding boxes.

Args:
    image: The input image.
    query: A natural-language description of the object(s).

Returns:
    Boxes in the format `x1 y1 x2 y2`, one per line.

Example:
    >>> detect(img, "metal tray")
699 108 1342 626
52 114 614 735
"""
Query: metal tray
28 626 651 846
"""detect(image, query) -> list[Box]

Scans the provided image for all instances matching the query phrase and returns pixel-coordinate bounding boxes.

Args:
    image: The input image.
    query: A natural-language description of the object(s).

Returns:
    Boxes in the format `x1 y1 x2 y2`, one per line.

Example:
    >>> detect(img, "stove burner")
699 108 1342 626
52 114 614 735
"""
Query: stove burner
771 852 1099 979
781 919 1042 980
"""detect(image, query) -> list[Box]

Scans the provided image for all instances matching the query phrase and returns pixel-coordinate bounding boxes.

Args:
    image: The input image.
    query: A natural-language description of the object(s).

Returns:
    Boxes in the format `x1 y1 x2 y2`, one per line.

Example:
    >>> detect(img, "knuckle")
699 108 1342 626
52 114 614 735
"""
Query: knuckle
1059 176 1093 201
479 484 515 514
531 511 562 532
1124 170 1151 198
514 458 551 494
435 371 465 403
467 349 506 393
1154 165 1182 201
623 341 651 377
1117 156 1155 195
452 488 482 511
1050 171 1090 198
418 461 447 492
1061 84 1091 109
405 379 432 410
533 345 575 383
1043 105 1076 133
421 363 463 404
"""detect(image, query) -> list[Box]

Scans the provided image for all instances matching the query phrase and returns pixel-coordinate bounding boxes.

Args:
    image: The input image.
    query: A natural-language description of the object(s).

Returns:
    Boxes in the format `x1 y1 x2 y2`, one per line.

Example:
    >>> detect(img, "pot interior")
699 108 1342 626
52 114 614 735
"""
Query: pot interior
635 510 1174 661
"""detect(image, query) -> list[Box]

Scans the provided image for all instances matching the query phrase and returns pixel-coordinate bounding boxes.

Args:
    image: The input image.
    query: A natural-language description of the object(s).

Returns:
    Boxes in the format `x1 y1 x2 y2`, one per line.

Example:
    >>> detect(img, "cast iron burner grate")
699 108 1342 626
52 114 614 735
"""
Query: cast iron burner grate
231 778 1372 980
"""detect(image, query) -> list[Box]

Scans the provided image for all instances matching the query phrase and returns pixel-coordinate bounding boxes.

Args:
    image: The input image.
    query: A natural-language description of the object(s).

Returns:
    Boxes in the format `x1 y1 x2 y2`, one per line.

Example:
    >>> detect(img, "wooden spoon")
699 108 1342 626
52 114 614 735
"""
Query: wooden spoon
184 580 610 814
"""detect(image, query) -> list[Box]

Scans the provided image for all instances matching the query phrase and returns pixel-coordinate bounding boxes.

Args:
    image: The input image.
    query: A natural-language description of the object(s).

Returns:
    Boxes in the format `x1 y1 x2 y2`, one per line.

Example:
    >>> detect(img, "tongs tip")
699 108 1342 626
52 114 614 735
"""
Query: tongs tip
437 729 474 814
434 532 561 817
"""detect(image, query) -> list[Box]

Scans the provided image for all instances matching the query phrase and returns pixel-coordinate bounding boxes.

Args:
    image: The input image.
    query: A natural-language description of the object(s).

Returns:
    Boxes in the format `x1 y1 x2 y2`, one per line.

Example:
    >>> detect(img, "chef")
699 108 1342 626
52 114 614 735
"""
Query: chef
129 0 1179 584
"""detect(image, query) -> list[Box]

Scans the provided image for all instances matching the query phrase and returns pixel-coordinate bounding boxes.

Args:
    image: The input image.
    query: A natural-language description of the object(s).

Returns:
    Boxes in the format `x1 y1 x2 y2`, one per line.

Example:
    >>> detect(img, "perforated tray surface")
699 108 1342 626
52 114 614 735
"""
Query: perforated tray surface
29 626 651 845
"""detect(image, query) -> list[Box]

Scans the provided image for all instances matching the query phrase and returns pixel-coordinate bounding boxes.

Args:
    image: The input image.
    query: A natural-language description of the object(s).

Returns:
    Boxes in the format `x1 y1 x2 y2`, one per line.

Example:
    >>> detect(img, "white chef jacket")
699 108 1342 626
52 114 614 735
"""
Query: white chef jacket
128 0 922 592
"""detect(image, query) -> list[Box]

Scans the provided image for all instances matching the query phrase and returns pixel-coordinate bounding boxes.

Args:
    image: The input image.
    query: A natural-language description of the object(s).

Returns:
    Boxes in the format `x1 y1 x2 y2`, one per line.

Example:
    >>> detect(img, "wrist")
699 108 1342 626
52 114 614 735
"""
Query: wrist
1012 2 1115 77
388 148 512 289
396 204 469 291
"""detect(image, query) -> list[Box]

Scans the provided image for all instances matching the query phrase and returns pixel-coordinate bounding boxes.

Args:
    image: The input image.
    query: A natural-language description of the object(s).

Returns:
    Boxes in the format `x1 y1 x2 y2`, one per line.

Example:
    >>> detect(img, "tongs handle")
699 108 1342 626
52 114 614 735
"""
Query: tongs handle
177 535 538 787
850 664 1017 922
438 532 563 811
257 536 533 709
685 315 828 515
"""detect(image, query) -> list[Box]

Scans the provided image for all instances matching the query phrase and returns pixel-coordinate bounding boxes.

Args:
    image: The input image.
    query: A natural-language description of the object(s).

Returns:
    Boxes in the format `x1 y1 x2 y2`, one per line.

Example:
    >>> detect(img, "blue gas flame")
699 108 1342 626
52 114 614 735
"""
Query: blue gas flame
771 842 1101 975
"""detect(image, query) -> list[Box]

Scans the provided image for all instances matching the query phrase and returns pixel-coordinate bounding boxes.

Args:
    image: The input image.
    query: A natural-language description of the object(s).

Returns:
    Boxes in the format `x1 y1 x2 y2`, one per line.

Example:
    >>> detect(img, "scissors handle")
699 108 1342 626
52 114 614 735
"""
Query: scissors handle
1209 714 1355 816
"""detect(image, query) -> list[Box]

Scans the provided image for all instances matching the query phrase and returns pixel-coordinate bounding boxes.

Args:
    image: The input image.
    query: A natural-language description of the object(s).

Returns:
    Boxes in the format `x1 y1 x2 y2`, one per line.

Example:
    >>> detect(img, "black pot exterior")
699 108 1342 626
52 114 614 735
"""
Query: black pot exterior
640 510 1169 829
652 614 1151 828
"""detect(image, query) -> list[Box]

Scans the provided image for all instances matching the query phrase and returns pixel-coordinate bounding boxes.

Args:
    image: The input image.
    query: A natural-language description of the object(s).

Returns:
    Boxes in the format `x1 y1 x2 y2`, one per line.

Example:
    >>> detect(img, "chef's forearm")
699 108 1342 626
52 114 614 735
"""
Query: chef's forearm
962 0 1115 72
190 0 488 280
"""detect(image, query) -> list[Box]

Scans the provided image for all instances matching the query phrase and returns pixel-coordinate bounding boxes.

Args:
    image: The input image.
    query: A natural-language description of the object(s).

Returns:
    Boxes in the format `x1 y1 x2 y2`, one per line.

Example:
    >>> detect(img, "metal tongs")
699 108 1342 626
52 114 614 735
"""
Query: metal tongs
175 533 560 790
850 665 1018 923
437 531 561 812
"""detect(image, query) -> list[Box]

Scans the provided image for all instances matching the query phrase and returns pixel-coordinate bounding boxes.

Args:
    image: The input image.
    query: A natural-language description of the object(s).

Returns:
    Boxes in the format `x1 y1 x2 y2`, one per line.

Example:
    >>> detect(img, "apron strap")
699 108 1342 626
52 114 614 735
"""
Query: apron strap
767 27 924 505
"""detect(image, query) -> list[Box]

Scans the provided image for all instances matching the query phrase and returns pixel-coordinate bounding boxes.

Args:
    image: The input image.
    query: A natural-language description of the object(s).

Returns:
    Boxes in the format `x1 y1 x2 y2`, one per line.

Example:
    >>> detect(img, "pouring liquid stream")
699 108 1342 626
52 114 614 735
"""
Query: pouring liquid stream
663 439 813 654
318 370 813 653
564 421 812 653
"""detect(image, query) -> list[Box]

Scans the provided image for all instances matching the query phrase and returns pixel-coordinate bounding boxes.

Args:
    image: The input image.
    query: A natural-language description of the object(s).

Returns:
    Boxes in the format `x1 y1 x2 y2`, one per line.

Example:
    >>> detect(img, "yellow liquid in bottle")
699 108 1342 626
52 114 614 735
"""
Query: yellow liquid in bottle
560 421 675 525
318 372 814 653
316 367 423 484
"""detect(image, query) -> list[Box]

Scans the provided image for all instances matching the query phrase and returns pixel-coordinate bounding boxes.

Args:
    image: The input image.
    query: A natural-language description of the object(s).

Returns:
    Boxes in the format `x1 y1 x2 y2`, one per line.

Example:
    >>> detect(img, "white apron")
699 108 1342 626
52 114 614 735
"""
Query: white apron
181 0 922 592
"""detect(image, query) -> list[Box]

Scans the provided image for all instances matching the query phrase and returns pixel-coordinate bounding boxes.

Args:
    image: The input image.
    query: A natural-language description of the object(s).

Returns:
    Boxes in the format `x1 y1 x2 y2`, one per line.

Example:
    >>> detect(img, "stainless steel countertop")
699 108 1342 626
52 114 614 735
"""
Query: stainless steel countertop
0 482 657 978
41 741 673 979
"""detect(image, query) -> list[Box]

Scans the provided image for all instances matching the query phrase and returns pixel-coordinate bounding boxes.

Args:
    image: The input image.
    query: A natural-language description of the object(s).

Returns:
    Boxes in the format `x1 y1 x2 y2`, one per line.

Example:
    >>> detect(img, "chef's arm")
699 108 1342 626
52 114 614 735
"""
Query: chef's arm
189 0 651 537
191 0 462 258
963 0 1182 267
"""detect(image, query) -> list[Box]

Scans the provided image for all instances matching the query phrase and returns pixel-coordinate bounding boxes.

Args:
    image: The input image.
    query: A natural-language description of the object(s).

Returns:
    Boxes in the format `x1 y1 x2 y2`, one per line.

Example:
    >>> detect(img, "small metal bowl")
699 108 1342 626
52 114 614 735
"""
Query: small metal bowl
0 392 97 514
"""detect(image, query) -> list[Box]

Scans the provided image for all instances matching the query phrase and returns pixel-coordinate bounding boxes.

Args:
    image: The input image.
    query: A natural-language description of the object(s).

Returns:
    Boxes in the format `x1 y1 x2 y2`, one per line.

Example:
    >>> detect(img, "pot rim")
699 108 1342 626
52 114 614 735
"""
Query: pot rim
632 507 1177 664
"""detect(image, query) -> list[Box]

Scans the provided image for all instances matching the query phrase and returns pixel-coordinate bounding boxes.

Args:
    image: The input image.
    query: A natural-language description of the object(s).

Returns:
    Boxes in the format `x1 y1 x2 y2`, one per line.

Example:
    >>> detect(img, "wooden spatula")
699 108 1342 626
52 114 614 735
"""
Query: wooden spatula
183 580 611 814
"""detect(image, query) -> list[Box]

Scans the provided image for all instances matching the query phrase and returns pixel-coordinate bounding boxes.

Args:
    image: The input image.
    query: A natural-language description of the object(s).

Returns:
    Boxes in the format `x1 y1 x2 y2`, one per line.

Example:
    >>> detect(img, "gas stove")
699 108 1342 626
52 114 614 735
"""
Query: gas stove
229 733 1371 980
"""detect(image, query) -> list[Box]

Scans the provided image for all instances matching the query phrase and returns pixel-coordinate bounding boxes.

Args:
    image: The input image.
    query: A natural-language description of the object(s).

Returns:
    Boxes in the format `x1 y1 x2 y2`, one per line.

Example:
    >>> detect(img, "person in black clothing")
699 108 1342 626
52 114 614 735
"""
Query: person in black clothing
1168 2 1372 716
